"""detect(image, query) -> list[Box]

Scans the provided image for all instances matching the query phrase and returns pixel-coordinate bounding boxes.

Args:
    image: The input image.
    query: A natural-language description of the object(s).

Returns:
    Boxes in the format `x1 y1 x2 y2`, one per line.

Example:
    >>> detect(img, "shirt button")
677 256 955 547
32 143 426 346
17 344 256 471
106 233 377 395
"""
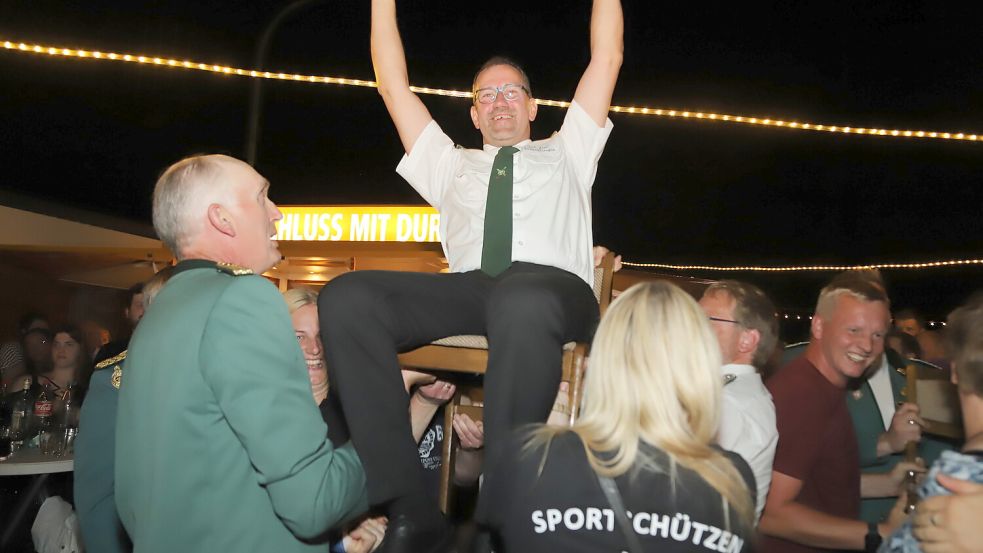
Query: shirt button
513 194 519 200
517 240 524 246
513 212 520 218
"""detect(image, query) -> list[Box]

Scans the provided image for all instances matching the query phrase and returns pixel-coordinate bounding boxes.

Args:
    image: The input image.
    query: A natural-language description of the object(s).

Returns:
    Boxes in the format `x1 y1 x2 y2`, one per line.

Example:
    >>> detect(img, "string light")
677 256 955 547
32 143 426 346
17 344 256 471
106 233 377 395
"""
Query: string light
771 313 950 326
3 39 980 143
621 258 983 272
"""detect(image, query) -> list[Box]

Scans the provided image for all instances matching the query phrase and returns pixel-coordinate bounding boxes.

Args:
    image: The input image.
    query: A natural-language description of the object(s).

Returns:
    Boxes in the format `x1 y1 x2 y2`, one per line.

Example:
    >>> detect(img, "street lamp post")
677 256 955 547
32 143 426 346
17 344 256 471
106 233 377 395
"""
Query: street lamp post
245 0 328 166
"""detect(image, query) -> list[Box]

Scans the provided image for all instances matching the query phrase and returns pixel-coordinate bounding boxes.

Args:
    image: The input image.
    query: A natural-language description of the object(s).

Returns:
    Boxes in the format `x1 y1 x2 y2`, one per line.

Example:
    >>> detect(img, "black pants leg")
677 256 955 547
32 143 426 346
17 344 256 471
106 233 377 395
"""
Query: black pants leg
319 264 597 510
482 264 599 474
318 270 490 505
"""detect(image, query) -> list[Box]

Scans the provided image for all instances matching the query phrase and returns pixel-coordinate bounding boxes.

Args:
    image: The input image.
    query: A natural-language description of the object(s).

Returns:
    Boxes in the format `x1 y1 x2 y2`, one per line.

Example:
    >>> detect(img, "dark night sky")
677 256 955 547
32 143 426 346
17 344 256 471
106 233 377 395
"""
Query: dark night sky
1 1 981 318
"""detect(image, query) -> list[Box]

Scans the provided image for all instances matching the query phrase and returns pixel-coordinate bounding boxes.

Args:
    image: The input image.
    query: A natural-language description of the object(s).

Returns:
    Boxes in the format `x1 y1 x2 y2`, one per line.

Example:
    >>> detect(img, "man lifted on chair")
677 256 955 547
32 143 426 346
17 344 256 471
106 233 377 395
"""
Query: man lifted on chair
318 2 622 552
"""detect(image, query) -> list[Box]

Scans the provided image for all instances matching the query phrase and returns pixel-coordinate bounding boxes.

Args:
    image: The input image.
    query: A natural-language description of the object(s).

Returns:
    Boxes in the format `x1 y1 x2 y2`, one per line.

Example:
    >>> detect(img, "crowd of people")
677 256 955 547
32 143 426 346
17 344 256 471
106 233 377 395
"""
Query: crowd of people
3 0 981 552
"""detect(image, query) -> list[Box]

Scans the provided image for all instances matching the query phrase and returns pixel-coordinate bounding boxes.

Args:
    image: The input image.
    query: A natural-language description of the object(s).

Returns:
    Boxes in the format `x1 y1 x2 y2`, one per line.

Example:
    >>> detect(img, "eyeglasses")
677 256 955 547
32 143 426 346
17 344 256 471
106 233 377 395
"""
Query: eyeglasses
708 316 743 325
473 83 530 105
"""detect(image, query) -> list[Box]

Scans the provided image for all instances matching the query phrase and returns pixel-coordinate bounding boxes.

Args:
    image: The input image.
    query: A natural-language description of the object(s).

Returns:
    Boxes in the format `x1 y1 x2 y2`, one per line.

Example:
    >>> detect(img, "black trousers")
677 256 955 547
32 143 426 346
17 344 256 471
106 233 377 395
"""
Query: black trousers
318 262 599 506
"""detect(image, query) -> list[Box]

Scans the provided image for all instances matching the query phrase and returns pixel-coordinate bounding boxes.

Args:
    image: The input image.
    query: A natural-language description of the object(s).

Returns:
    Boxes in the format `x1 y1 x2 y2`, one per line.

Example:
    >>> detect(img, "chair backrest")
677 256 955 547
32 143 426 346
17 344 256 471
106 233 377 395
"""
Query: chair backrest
905 359 963 440
593 252 616 317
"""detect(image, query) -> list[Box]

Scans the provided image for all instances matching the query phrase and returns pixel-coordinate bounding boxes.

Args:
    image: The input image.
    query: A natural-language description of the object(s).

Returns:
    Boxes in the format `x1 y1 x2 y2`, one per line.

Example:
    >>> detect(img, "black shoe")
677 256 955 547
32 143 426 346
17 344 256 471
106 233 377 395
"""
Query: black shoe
377 513 454 553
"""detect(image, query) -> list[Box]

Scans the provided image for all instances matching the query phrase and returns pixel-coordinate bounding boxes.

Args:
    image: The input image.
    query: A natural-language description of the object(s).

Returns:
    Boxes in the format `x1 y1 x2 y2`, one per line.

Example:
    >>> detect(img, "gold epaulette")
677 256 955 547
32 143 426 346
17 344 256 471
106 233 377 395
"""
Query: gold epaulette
95 350 127 370
216 262 254 276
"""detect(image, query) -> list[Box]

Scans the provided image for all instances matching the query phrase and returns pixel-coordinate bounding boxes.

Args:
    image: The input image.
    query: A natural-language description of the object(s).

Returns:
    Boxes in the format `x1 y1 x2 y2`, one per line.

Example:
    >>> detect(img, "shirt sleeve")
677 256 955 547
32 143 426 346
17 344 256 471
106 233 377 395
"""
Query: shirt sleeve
395 120 457 208
556 100 614 189
717 391 751 452
200 276 368 539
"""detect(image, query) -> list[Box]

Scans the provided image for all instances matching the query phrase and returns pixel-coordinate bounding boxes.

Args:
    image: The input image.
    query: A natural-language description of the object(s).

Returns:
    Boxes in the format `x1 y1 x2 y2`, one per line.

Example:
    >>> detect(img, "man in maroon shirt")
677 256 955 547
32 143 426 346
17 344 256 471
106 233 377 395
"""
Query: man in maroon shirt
760 272 903 552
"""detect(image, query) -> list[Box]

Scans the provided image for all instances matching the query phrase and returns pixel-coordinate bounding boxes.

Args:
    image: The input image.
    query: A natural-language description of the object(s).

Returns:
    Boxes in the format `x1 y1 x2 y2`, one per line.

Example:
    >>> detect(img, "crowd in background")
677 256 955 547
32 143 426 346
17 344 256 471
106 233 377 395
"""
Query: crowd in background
1 264 980 553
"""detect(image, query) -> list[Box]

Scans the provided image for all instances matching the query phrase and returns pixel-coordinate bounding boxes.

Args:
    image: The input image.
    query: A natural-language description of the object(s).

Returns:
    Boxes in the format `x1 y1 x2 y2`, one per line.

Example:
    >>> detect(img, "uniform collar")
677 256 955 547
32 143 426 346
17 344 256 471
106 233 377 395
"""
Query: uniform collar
172 259 219 276
482 139 532 155
720 363 758 377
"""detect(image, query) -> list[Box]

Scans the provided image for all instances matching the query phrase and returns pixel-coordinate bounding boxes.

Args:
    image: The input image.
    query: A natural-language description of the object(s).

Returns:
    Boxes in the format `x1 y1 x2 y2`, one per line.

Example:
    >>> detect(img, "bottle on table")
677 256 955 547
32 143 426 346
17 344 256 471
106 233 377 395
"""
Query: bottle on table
61 381 79 455
36 386 60 455
8 377 32 452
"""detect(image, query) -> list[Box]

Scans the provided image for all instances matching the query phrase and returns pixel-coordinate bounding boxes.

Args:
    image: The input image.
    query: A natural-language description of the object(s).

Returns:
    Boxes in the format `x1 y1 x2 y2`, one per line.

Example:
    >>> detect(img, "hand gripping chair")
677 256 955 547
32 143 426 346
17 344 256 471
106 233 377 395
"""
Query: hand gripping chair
900 358 963 511
396 252 616 513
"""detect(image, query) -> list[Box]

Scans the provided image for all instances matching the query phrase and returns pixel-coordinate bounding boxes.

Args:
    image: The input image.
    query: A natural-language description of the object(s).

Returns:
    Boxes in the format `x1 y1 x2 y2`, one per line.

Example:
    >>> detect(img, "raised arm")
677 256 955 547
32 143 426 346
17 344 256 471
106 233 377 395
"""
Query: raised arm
571 0 624 127
371 0 434 153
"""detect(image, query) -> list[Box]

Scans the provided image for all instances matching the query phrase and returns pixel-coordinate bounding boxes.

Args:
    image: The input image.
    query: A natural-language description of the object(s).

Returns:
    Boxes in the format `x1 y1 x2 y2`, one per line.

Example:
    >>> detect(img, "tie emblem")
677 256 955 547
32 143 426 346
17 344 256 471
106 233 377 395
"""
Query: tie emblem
496 168 507 177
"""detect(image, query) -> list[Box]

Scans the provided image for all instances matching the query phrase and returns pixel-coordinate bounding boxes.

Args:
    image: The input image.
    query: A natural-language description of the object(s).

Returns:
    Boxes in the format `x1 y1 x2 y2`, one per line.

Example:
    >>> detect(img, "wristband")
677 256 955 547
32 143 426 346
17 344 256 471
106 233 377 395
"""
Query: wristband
865 522 882 553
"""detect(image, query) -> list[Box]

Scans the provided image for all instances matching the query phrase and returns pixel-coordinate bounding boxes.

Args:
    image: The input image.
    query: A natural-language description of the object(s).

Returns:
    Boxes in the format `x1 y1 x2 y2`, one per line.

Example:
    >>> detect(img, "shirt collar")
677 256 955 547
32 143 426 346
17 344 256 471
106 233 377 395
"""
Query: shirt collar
720 363 758 377
483 139 532 154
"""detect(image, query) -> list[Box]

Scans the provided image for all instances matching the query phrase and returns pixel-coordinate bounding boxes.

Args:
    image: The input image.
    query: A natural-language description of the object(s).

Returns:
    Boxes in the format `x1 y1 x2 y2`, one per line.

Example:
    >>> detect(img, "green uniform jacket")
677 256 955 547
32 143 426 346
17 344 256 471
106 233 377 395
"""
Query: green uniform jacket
75 350 131 553
847 360 956 523
115 261 367 552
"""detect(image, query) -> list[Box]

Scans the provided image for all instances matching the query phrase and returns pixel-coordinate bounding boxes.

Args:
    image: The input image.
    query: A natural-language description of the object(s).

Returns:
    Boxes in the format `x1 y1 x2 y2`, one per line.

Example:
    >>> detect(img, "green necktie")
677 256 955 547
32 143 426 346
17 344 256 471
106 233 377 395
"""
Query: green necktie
480 145 518 277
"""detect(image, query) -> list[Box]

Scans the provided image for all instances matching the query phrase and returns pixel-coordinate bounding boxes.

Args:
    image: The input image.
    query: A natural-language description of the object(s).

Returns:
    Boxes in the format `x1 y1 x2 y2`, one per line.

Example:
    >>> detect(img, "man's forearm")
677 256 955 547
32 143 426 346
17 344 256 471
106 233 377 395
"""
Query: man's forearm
861 471 902 498
370 0 410 97
369 0 433 152
760 502 873 550
589 0 624 64
574 0 623 125
876 432 895 458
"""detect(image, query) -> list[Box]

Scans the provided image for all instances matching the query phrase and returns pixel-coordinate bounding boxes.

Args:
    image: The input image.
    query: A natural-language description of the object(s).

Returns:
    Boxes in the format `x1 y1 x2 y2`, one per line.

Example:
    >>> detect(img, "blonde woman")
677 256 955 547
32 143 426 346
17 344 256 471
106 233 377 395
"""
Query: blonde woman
480 281 756 552
282 287 385 553
283 287 331 406
285 288 484 496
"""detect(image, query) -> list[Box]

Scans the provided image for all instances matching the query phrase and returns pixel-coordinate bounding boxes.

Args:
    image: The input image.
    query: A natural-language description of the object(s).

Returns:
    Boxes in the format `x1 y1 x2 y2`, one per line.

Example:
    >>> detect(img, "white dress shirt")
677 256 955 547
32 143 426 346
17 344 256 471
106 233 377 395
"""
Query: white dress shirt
867 355 897 430
396 100 614 286
717 363 778 522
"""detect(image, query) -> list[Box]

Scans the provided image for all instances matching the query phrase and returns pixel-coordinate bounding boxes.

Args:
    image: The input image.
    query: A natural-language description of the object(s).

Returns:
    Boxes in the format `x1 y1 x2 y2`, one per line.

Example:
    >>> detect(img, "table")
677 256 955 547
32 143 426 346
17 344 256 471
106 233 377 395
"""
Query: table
0 447 74 475
0 447 74 548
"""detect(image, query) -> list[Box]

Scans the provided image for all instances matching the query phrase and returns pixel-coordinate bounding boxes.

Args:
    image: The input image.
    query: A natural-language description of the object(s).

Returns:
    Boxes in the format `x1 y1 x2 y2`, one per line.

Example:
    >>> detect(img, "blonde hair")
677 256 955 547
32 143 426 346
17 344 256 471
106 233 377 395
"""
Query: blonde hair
815 270 889 320
947 291 983 396
282 286 319 315
142 266 175 311
530 281 754 526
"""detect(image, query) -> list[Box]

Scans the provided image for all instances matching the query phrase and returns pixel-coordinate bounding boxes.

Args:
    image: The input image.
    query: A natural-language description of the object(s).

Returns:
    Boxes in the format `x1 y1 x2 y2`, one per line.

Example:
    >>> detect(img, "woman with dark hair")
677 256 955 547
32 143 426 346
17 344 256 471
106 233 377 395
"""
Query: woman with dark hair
39 324 87 393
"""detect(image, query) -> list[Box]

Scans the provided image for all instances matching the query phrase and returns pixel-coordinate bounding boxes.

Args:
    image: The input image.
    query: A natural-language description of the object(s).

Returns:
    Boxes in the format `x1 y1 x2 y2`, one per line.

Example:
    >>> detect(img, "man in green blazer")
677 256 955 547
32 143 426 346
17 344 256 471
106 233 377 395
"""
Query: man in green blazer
76 347 130 553
848 351 958 522
115 154 367 552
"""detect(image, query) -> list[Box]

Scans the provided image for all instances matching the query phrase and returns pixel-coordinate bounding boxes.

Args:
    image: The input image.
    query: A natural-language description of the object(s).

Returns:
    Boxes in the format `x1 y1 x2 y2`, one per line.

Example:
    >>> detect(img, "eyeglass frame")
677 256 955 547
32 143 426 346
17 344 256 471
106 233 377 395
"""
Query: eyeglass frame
472 83 532 105
708 316 743 326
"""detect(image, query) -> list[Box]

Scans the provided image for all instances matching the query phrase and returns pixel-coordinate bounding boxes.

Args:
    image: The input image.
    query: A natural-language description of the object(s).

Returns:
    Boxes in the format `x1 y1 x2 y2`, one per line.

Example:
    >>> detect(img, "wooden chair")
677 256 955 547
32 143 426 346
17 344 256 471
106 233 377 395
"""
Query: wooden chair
904 359 963 440
397 252 616 513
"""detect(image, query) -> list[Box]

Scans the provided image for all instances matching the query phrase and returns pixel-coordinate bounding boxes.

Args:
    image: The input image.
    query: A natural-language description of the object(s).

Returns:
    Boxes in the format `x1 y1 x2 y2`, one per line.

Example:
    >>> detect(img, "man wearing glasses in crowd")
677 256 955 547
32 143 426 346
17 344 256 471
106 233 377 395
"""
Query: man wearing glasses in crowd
317 1 623 551
699 281 780 523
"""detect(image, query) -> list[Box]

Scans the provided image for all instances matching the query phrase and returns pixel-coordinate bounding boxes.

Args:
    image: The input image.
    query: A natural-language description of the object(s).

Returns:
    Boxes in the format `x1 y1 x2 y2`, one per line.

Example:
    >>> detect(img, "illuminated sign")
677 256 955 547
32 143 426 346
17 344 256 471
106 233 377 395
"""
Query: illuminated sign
276 206 440 242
